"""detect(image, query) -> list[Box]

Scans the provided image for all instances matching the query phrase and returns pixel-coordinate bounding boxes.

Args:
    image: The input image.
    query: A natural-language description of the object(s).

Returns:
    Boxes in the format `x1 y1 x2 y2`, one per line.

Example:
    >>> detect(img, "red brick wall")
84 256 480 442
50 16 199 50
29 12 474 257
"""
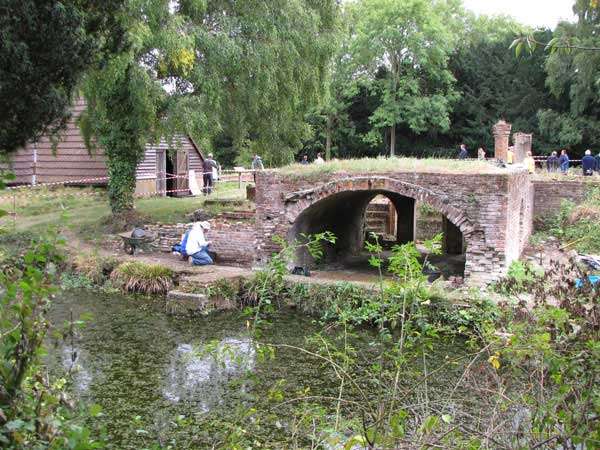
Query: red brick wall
254 169 534 284
532 179 600 220
146 212 256 267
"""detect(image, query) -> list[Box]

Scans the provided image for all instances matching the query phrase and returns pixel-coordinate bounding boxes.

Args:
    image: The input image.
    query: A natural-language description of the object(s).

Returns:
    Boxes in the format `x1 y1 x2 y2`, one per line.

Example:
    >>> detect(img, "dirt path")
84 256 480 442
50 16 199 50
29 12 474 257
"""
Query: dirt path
62 230 254 284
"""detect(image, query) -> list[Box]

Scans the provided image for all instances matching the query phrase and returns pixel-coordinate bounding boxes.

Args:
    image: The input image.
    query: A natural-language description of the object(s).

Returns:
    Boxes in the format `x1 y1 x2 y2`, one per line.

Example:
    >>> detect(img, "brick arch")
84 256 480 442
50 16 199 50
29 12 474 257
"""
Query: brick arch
284 176 478 238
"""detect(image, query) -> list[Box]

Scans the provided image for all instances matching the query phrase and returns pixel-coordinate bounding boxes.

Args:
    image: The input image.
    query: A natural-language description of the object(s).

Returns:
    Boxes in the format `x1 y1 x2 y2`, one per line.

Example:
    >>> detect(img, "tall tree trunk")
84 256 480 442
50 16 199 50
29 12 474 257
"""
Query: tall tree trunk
390 124 396 157
106 152 138 215
325 115 332 160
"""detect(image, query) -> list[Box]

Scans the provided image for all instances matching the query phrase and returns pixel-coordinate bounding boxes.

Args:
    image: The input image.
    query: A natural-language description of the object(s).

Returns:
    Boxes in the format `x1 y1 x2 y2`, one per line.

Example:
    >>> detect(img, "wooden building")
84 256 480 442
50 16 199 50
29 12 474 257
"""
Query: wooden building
3 98 205 196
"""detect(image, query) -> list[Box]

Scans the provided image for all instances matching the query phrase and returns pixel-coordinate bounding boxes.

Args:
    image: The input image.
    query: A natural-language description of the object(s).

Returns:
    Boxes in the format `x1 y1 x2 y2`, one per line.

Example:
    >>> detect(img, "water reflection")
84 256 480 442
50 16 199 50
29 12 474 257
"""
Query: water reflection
163 337 255 411
60 345 93 392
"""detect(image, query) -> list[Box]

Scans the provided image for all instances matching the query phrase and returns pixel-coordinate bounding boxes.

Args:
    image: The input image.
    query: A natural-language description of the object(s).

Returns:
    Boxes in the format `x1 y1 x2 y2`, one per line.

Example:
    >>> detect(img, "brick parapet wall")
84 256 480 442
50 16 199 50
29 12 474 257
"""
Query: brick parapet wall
532 179 600 220
144 213 256 267
255 169 533 284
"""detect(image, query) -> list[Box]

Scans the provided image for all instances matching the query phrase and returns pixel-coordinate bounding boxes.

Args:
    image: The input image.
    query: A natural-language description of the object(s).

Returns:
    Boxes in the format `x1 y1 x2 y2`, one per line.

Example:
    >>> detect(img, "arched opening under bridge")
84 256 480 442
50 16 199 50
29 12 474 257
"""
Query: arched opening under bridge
288 188 467 282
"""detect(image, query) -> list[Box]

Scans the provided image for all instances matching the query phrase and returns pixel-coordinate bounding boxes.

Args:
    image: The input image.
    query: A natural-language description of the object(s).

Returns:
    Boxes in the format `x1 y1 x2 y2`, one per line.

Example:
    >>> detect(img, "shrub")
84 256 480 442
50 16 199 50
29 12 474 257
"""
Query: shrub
61 272 94 290
540 188 600 254
72 253 119 285
110 261 174 295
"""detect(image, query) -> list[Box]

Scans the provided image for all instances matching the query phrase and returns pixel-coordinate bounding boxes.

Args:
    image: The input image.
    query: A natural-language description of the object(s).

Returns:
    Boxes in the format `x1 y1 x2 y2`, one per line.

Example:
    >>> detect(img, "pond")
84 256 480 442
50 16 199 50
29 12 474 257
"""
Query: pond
47 290 480 449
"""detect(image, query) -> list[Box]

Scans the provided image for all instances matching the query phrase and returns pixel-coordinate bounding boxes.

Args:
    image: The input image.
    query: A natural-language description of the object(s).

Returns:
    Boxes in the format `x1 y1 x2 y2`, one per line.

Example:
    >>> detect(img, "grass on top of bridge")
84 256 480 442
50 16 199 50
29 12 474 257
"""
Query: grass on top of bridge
279 156 510 177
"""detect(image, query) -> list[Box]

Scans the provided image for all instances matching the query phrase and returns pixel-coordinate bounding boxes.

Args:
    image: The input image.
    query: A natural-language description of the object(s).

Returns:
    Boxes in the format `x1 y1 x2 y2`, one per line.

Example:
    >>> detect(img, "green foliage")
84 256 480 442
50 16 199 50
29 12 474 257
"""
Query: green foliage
535 1 600 153
82 53 163 213
348 0 458 155
489 258 600 448
0 0 124 154
241 232 337 329
61 272 95 290
82 0 340 213
449 17 555 154
538 188 600 253
493 260 545 295
110 261 174 295
0 229 104 448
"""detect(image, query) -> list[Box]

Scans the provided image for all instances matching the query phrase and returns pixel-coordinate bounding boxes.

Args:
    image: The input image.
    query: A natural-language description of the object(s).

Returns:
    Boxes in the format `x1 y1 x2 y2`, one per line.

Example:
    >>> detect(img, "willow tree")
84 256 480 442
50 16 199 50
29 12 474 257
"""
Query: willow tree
189 0 339 166
82 0 339 215
348 0 458 156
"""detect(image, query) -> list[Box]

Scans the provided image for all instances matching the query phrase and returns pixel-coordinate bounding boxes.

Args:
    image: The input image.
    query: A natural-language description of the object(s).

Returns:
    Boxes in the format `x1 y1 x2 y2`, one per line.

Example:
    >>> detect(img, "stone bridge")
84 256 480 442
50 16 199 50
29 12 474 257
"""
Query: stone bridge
254 165 533 284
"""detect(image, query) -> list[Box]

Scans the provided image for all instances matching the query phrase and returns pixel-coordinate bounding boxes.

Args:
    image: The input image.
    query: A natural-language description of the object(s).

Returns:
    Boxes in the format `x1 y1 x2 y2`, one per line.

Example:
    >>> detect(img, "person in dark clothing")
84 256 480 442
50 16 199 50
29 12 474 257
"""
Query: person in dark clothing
300 155 309 165
596 150 600 174
582 149 596 176
546 151 559 173
251 154 264 183
458 144 468 159
558 149 570 174
202 153 218 195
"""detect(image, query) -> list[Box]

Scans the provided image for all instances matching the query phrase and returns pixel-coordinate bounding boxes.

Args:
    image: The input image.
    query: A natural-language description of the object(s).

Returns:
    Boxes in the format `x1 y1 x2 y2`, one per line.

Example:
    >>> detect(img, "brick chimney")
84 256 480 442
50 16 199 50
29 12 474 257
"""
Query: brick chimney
492 120 512 162
513 132 532 164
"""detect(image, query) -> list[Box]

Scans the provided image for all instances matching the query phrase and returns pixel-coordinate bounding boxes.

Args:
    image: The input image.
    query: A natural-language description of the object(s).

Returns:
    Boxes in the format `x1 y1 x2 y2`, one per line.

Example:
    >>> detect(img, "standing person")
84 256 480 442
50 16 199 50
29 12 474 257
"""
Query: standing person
582 149 596 176
458 144 468 159
477 147 486 160
524 151 536 174
202 153 218 195
251 154 264 183
506 146 514 164
558 149 570 174
300 155 309 165
546 151 559 173
185 221 213 266
314 152 325 165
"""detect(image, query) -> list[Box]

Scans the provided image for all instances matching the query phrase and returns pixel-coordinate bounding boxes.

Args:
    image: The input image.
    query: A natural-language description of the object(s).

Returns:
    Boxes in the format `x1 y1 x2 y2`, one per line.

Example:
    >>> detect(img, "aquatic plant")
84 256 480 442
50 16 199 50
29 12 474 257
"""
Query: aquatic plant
110 261 174 295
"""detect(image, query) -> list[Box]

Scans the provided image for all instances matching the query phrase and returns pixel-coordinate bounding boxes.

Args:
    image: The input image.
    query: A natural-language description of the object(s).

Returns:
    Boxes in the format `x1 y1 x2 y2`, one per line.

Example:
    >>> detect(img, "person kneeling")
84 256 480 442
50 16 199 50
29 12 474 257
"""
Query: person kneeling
185 221 213 266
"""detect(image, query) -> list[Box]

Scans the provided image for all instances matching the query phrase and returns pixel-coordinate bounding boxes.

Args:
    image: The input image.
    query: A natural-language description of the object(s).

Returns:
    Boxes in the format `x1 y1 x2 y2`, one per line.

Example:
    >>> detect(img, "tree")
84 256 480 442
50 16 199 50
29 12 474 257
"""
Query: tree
448 15 556 153
82 0 339 215
0 0 124 154
507 1 600 154
304 13 353 161
348 0 458 156
536 0 600 152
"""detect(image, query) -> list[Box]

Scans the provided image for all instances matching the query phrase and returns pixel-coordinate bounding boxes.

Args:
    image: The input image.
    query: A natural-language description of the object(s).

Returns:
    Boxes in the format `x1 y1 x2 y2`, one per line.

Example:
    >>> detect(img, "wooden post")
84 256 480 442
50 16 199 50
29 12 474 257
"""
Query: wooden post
238 171 242 189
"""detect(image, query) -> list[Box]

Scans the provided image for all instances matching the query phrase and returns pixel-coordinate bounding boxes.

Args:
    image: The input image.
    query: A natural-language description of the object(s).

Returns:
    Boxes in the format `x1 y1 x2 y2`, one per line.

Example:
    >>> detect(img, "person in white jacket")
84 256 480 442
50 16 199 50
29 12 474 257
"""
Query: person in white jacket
185 222 213 265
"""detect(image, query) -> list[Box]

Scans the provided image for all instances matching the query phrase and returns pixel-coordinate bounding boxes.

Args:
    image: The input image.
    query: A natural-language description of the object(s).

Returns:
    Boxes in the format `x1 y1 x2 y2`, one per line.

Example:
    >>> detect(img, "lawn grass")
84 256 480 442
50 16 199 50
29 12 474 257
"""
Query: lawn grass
532 170 600 183
279 156 512 177
0 182 248 236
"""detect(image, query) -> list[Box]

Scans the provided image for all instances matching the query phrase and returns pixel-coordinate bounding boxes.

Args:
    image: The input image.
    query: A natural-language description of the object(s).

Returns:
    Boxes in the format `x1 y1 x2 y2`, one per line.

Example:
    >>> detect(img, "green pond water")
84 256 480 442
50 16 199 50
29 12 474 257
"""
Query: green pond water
47 290 478 449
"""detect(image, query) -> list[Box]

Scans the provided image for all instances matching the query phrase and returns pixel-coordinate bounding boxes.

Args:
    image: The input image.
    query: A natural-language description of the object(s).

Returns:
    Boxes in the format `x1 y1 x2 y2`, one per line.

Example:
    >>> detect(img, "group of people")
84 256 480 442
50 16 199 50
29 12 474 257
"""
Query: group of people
546 149 600 176
459 143 600 176
300 153 325 165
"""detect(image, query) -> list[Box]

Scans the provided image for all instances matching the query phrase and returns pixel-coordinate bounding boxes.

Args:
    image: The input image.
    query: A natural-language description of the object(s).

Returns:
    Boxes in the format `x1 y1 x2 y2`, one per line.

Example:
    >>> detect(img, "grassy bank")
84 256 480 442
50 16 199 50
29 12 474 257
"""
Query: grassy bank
0 181 248 236
279 156 512 178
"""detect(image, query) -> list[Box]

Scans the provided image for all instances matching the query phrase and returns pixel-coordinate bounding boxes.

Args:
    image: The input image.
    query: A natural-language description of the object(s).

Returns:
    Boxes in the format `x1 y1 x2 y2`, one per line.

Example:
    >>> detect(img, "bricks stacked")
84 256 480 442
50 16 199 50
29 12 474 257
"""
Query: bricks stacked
254 168 534 284
144 211 257 267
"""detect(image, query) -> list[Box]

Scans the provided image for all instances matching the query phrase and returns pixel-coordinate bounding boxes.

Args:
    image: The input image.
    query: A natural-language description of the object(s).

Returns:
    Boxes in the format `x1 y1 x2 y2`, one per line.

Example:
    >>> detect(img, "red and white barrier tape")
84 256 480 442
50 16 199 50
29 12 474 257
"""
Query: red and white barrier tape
5 176 110 190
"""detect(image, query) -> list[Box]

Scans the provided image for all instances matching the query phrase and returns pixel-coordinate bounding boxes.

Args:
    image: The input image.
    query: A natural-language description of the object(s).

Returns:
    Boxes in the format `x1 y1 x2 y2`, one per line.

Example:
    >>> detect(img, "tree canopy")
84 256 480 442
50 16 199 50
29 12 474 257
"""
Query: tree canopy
81 0 340 213
347 0 459 156
0 0 124 154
